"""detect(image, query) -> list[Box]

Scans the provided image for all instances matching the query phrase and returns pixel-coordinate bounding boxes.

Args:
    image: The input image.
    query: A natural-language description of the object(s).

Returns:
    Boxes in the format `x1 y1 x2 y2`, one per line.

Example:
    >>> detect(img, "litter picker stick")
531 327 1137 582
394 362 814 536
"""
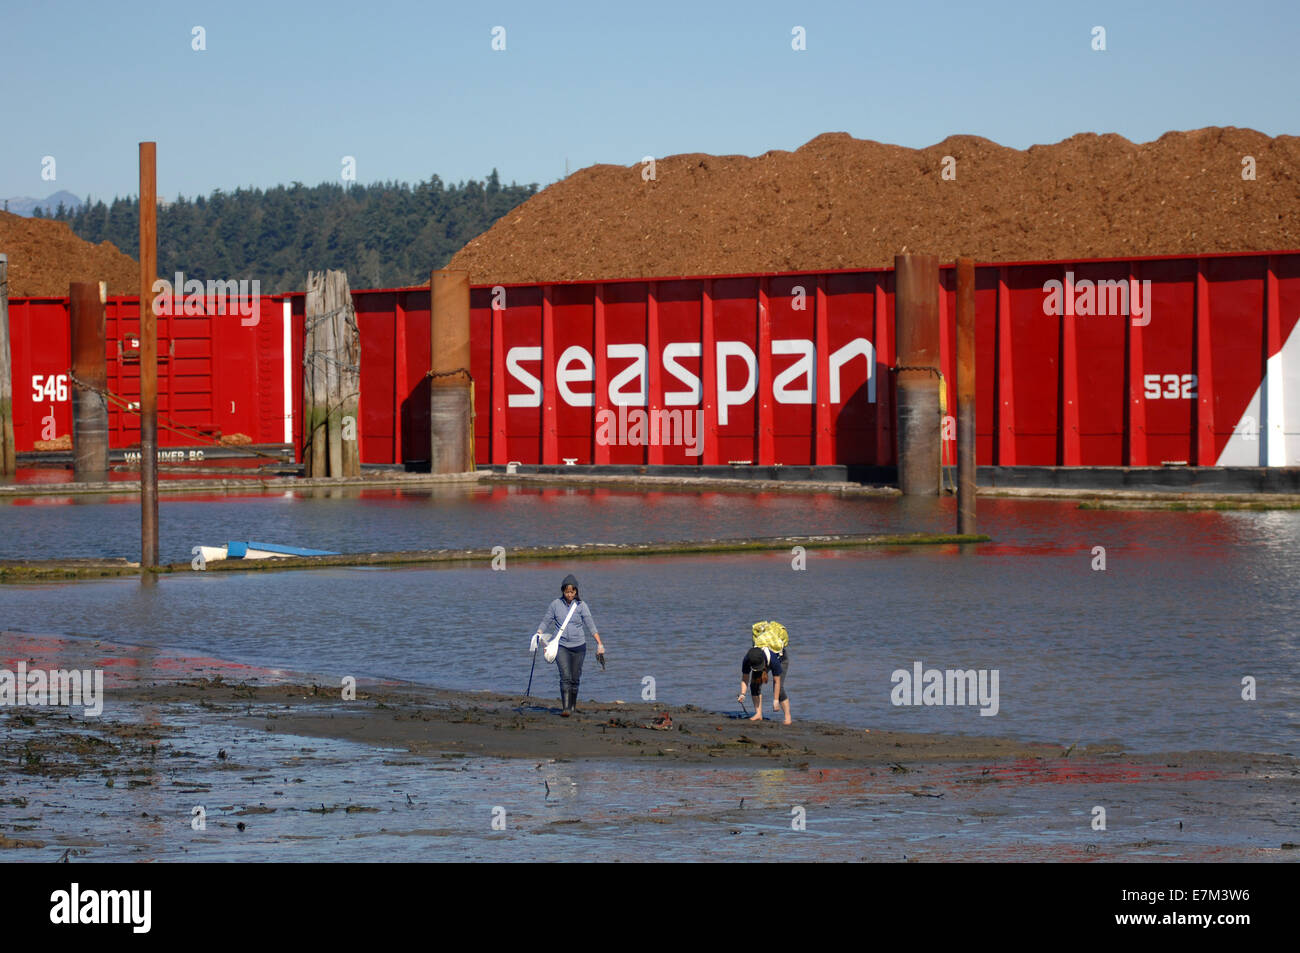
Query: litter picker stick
525 643 540 697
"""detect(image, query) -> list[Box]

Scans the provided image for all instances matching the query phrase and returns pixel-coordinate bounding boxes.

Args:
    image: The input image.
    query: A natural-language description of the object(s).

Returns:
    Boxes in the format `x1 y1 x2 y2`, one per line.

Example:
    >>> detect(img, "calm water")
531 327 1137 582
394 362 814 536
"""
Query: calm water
0 484 951 564
1 487 1298 754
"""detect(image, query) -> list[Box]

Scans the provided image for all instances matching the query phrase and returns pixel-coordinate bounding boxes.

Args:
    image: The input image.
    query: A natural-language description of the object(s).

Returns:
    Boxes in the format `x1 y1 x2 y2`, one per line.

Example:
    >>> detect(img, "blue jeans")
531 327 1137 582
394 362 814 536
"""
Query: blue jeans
556 644 586 699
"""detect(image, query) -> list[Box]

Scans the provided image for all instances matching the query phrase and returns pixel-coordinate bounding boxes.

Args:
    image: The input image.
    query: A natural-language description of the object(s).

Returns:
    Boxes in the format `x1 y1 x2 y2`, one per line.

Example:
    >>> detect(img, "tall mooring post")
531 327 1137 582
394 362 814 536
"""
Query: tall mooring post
70 281 109 483
956 257 977 532
139 142 159 567
0 254 14 476
302 269 361 478
894 254 941 495
429 269 474 474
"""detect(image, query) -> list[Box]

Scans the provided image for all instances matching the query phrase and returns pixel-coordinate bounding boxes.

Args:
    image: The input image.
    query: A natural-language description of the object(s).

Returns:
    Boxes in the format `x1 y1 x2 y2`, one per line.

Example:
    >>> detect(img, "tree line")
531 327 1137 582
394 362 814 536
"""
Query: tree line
35 170 536 292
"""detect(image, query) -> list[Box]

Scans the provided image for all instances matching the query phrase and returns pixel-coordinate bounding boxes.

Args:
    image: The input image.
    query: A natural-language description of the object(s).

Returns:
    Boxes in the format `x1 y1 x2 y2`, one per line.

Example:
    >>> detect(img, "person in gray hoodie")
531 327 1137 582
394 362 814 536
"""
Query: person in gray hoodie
533 574 605 716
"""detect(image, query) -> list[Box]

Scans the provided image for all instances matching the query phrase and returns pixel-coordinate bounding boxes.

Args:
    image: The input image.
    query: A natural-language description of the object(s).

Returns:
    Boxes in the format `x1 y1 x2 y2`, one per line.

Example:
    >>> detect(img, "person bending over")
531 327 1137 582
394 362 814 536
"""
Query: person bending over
738 646 792 724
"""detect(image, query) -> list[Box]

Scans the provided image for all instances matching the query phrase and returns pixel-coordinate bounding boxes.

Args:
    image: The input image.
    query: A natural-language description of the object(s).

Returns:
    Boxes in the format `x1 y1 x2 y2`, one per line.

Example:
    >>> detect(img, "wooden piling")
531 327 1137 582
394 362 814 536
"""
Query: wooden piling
956 257 977 532
894 254 941 496
323 283 343 476
303 269 361 477
303 272 328 477
0 254 14 476
139 142 159 567
70 281 109 482
339 279 361 477
430 270 473 474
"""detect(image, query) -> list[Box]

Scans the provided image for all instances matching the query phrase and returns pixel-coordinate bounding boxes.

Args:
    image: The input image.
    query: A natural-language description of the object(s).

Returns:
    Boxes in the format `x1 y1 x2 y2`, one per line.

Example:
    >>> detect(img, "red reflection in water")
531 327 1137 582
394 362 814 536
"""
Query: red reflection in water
1 630 287 688
930 757 1227 785
10 463 271 484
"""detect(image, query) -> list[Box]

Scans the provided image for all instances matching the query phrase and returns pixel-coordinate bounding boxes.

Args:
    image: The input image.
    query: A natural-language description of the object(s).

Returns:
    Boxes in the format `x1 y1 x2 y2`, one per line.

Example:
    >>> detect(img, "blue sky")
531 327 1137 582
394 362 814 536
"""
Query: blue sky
2 0 1297 202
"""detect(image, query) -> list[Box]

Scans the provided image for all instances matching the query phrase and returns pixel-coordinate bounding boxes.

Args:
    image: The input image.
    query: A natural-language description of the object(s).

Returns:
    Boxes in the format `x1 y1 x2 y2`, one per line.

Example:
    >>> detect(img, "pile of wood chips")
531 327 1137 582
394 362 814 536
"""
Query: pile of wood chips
4 127 1296 297
0 211 139 297
448 127 1300 284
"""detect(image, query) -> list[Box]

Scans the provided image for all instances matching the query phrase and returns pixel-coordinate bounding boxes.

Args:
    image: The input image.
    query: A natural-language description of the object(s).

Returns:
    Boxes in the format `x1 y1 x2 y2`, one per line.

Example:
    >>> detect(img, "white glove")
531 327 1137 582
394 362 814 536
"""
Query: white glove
530 632 543 652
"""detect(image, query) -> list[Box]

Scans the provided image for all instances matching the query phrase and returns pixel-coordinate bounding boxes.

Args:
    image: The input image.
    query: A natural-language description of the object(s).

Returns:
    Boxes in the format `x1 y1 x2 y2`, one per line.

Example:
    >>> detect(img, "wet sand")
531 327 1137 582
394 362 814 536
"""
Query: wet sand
117 678 1074 764
2 633 1298 862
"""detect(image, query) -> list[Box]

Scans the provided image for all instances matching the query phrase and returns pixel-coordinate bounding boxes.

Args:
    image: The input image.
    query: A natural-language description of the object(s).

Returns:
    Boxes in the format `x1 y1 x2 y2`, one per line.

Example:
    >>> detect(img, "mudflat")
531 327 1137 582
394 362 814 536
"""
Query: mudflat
14 675 1285 774
112 678 1071 764
5 634 1298 862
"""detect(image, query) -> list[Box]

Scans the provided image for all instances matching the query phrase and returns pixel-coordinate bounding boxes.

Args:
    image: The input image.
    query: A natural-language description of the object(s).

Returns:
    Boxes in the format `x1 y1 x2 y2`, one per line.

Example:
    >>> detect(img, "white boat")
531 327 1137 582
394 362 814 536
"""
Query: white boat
197 540 339 563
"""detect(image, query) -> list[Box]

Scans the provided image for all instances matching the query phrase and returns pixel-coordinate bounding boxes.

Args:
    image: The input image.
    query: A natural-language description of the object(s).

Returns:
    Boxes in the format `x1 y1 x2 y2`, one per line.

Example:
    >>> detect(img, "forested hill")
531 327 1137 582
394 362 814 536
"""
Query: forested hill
35 170 537 293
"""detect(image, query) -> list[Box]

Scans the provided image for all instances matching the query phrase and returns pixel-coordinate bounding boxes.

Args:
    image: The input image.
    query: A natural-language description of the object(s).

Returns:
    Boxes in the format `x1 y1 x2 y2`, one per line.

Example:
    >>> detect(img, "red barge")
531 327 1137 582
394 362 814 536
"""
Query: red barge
7 250 1299 473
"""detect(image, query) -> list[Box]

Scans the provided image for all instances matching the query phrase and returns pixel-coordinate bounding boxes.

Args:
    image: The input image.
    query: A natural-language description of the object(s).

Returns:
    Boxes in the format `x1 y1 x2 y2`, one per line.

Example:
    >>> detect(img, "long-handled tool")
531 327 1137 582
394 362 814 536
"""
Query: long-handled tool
525 633 543 697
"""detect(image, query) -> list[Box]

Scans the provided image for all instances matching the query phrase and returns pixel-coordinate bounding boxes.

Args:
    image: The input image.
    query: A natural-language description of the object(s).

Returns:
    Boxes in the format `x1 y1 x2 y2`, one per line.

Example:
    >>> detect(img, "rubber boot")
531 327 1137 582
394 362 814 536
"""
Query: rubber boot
560 689 571 717
570 686 580 714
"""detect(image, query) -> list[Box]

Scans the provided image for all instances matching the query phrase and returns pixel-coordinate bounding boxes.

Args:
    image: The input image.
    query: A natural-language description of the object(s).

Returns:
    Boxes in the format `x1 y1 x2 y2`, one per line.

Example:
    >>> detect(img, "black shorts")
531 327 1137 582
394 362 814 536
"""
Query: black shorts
750 652 788 702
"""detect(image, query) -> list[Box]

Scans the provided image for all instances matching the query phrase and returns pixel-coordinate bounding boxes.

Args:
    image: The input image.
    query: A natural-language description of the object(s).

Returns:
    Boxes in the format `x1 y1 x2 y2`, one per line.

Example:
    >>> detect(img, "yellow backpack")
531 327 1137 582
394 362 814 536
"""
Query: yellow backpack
751 621 789 652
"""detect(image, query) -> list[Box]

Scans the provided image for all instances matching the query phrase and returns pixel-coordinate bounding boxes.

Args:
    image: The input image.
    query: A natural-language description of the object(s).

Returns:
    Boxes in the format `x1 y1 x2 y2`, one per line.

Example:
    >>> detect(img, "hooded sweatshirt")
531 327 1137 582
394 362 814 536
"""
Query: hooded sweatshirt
538 574 597 649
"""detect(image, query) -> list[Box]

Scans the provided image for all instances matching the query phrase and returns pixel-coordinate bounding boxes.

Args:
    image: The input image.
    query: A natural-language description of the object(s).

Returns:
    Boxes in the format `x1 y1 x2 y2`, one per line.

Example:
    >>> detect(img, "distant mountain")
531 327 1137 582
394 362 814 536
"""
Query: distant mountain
2 190 85 217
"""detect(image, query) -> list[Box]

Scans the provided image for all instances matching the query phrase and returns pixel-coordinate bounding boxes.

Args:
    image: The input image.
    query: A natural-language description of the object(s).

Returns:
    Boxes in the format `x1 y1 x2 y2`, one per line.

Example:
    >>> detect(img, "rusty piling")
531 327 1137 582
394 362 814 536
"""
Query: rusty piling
956 257 977 532
0 254 13 476
70 281 109 482
139 142 158 567
894 254 941 495
430 270 473 473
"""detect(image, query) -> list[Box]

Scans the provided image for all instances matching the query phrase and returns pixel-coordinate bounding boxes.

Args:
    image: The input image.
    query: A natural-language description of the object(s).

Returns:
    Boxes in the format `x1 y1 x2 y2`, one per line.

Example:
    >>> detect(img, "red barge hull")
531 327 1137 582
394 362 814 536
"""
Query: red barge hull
8 250 1299 470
